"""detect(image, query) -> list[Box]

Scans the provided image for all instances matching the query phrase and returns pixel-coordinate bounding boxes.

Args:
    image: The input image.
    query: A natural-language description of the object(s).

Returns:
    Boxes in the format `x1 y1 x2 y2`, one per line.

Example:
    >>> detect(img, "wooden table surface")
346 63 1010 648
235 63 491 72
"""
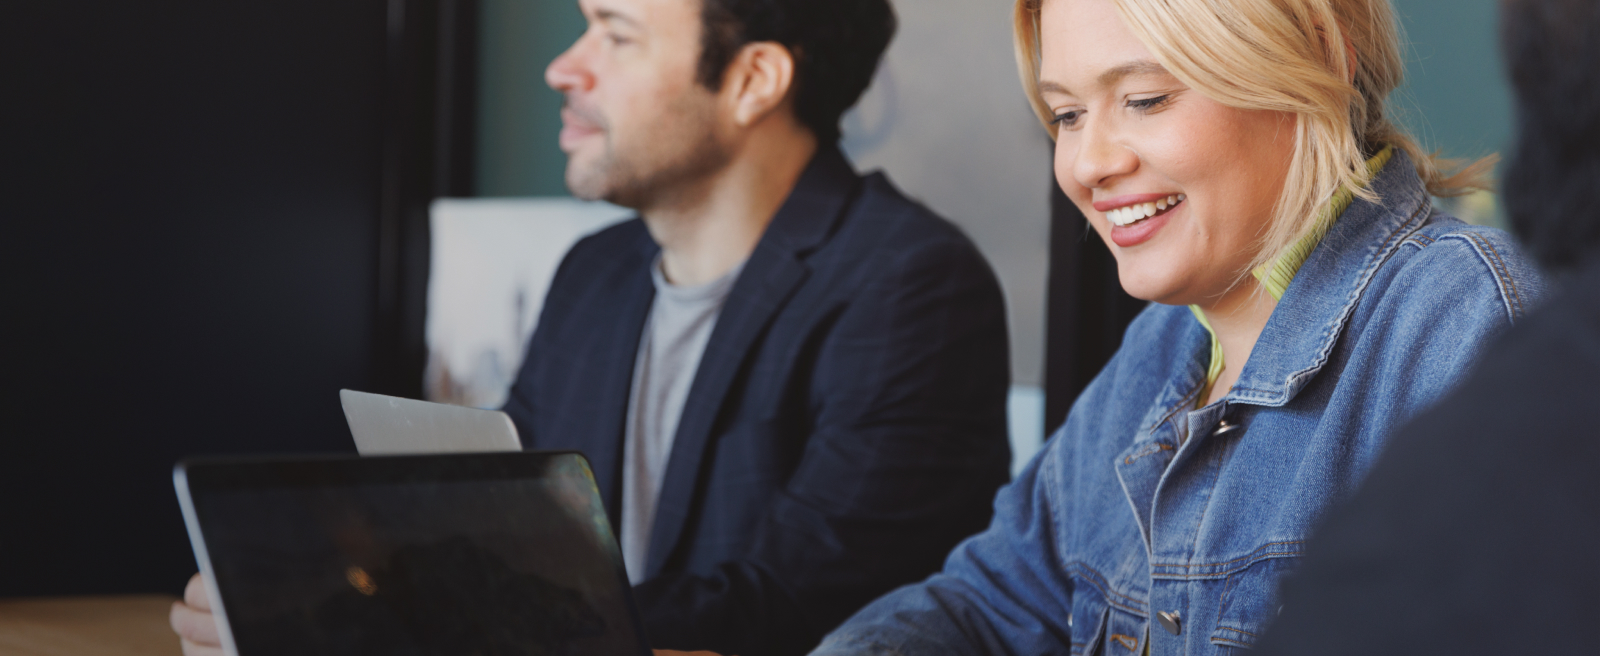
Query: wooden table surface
0 595 182 656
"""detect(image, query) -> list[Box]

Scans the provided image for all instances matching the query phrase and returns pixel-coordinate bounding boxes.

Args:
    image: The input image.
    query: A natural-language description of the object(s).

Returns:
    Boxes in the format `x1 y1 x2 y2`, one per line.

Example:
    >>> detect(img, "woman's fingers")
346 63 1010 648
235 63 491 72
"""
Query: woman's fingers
179 638 226 656
170 575 223 649
170 600 222 646
183 573 211 611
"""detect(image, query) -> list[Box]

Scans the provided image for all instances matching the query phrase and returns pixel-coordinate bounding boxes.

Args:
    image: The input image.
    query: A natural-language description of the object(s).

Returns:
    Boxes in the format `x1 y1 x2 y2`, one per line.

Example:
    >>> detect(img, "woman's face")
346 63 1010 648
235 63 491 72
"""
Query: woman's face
1038 0 1297 306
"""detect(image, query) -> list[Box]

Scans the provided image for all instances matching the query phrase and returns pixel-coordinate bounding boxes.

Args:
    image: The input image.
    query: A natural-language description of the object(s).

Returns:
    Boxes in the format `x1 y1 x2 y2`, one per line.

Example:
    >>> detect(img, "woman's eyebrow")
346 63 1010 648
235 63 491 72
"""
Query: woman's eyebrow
1038 59 1171 98
1097 60 1170 87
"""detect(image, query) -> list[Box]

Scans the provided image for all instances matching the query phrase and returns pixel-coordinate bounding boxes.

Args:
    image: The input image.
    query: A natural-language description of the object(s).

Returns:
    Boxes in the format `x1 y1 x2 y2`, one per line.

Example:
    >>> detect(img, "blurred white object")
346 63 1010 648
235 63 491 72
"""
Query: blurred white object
1007 384 1046 478
426 198 629 408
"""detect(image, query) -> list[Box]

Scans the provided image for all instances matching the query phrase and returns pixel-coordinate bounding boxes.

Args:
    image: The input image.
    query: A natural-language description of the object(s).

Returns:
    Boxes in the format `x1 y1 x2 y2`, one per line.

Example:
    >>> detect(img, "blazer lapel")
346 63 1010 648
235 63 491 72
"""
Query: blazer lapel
643 147 862 577
583 227 658 525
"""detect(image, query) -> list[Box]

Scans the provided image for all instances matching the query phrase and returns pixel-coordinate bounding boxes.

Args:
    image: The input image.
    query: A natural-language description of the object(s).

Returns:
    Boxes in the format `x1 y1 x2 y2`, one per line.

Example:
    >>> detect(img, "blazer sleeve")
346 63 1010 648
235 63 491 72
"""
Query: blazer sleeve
632 235 1014 656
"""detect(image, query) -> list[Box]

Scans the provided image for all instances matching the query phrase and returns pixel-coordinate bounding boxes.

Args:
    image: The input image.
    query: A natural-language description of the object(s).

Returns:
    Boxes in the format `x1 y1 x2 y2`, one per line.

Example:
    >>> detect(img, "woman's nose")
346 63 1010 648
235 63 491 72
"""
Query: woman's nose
1071 118 1139 189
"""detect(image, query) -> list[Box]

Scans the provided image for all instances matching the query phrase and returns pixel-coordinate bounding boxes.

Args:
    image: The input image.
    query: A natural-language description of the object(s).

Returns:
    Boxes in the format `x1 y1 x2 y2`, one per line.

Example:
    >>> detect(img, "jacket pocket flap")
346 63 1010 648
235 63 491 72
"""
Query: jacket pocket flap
1210 552 1301 649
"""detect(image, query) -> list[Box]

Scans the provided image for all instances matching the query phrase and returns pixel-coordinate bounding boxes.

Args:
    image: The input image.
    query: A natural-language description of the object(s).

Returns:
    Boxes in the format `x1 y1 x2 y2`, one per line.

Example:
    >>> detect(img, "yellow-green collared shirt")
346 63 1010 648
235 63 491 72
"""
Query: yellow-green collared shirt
1190 146 1395 404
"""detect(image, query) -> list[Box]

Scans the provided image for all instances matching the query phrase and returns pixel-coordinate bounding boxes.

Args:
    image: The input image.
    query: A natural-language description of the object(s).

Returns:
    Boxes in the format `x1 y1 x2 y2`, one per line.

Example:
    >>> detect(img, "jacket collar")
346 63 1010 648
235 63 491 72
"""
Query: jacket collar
643 145 862 577
1226 148 1433 407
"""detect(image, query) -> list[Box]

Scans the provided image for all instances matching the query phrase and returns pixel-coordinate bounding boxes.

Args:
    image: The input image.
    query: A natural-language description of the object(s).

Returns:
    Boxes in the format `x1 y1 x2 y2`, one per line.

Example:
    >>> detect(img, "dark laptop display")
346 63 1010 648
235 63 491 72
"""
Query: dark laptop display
176 452 649 656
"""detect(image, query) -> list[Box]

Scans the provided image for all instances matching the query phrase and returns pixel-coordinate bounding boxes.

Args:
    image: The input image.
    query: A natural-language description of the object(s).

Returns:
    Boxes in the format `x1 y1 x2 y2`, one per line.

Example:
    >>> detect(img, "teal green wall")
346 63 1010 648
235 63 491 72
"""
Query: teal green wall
472 0 1512 198
475 0 586 196
1390 0 1512 162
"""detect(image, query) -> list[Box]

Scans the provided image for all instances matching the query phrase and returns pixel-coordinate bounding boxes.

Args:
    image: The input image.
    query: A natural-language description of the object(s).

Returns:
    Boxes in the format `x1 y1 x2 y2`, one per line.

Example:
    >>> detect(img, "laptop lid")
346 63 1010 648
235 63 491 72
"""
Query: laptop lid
339 389 522 455
174 451 650 656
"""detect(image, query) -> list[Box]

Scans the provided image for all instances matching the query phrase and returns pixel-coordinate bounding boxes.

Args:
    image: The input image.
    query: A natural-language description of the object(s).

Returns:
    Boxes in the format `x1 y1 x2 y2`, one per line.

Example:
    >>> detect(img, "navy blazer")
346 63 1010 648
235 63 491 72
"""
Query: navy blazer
503 147 1012 656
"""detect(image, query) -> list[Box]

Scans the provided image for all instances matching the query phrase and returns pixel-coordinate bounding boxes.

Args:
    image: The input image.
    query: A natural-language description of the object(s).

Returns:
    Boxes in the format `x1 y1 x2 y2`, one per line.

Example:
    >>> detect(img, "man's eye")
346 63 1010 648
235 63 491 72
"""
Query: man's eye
607 34 633 45
1051 110 1084 127
1127 95 1172 111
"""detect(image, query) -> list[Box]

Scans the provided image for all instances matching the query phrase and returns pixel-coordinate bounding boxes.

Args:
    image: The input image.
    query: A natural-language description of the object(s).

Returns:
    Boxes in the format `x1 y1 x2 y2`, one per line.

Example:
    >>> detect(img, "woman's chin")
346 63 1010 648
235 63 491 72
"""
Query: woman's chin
1114 274 1169 305
1114 265 1194 306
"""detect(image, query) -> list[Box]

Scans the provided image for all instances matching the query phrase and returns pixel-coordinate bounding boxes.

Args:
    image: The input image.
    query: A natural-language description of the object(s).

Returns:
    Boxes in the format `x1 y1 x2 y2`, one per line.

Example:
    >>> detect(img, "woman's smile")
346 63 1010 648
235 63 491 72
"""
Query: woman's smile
1093 193 1187 248
1097 193 1185 227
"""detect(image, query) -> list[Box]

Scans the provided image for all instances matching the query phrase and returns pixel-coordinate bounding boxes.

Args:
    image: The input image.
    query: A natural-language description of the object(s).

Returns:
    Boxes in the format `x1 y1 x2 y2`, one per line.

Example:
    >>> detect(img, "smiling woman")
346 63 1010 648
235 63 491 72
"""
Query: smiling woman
804 0 1548 655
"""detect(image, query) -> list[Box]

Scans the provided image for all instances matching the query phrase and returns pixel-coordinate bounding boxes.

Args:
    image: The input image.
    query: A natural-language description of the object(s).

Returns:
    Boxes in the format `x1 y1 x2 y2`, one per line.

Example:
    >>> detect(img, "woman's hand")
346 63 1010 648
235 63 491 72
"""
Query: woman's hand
169 573 223 656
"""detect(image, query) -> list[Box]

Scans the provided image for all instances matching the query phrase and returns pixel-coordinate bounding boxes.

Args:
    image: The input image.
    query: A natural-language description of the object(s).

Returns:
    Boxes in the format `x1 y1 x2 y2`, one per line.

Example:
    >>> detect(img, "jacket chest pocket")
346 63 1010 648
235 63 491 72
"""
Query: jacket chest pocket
1210 552 1301 650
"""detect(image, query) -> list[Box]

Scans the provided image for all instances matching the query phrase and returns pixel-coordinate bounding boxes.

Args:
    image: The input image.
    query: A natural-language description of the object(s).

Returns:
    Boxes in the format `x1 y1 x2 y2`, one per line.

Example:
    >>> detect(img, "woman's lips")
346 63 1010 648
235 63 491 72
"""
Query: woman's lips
1109 200 1181 248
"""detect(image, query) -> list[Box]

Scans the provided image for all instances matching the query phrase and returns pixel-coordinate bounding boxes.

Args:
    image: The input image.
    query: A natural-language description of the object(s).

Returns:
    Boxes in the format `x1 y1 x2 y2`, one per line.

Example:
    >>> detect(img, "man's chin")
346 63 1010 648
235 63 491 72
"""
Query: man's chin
563 163 610 203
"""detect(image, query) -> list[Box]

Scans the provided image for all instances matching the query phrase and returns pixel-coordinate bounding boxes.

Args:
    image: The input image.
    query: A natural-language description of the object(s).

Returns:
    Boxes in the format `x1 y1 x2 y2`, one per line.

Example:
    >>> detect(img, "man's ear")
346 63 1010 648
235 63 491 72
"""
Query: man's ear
721 42 797 127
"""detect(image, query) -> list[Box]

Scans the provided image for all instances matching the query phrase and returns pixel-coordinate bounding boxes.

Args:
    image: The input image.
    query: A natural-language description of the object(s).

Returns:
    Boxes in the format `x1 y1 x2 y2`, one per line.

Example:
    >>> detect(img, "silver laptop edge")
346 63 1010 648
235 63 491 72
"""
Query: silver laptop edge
174 467 242 656
339 389 521 455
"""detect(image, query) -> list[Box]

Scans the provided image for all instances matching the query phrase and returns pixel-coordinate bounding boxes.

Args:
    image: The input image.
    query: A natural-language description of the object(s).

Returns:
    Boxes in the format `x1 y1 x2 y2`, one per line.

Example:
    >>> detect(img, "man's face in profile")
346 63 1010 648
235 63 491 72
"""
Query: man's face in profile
545 0 732 208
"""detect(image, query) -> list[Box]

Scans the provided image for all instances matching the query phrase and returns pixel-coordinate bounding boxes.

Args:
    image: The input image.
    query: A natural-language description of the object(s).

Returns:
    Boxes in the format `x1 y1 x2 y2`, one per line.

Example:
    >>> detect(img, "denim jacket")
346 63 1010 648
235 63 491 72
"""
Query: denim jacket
812 151 1545 656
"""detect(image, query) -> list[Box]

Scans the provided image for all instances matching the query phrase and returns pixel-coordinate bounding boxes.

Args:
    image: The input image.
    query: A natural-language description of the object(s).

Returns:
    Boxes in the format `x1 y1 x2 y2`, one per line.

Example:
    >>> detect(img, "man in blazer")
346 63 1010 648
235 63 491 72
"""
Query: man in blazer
517 0 1012 654
170 0 1010 654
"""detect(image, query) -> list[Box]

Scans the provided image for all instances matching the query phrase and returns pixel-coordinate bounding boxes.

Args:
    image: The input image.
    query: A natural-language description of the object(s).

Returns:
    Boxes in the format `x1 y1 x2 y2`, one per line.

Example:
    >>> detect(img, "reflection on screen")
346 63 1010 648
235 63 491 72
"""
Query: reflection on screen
194 458 640 655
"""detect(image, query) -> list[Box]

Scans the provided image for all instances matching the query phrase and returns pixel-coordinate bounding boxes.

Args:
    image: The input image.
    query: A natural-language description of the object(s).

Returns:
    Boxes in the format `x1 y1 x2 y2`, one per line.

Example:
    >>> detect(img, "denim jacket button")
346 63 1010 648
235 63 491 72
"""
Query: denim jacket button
1157 610 1182 635
1212 419 1240 437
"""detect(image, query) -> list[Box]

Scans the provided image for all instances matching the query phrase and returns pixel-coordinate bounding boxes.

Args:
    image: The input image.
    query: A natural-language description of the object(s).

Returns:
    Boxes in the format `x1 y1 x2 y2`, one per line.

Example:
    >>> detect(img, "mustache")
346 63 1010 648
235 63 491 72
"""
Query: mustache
561 98 607 130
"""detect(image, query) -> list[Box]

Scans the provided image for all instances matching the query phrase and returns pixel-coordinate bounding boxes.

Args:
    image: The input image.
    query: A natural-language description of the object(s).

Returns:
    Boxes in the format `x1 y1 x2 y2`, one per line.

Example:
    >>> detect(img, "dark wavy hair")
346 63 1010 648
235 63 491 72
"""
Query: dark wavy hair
1501 0 1600 272
696 0 896 143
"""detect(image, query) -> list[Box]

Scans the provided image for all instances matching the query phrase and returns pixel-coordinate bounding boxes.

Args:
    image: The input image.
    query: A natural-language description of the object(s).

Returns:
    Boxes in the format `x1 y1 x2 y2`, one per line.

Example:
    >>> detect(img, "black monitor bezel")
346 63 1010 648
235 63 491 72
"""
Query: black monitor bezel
175 450 651 655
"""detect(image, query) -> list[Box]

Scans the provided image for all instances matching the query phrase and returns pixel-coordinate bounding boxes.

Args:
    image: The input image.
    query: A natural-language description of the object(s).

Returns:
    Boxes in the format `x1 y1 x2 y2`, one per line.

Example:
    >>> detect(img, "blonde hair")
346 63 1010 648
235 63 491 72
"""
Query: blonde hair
1014 0 1495 277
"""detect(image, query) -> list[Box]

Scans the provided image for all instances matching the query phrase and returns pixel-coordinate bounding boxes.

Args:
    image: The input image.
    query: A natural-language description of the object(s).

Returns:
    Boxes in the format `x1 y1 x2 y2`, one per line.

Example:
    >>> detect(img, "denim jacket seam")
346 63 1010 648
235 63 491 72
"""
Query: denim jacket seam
1122 441 1175 465
1442 231 1527 321
1403 233 1435 247
1150 540 1305 573
1146 383 1204 436
1213 626 1261 638
1067 561 1150 616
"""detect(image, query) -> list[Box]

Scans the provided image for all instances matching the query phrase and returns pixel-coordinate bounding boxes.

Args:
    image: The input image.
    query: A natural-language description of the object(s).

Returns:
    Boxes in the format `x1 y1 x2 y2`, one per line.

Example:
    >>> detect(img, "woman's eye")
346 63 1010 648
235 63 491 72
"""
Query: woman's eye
1127 94 1173 112
607 33 633 45
1051 110 1084 128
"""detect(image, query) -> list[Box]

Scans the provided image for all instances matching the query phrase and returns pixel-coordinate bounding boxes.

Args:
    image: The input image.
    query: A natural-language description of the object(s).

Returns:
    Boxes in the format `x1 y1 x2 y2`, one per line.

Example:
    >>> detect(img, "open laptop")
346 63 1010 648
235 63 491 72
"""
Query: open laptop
339 389 522 455
174 451 650 656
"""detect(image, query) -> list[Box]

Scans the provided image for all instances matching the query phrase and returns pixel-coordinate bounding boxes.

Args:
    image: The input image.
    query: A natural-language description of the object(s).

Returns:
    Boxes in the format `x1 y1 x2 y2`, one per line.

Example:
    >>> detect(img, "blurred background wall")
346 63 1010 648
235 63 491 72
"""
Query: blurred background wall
2 0 1514 598
1 0 461 596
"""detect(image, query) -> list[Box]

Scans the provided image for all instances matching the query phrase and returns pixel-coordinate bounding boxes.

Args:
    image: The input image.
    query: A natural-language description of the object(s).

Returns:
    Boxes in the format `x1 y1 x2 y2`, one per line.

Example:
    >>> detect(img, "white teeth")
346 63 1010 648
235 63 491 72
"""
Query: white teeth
1105 195 1185 226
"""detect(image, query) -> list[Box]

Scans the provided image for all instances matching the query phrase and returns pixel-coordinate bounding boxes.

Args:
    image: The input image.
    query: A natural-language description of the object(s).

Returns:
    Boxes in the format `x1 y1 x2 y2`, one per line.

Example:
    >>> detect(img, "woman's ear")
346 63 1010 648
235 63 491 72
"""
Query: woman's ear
721 41 797 127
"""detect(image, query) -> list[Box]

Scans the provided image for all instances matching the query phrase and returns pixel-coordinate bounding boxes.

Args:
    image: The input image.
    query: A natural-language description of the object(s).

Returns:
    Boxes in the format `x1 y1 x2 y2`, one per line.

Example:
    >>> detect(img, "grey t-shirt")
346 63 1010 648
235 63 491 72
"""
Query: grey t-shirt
620 257 742 584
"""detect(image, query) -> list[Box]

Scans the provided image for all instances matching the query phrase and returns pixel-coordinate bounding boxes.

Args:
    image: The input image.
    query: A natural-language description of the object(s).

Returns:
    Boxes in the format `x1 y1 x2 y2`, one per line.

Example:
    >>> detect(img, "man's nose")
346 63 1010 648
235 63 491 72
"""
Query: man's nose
1072 117 1139 190
545 39 593 94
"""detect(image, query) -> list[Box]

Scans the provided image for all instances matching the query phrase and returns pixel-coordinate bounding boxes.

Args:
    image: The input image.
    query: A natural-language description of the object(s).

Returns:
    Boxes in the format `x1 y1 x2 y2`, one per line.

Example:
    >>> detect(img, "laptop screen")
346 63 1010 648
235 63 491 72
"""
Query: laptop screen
177 452 647 656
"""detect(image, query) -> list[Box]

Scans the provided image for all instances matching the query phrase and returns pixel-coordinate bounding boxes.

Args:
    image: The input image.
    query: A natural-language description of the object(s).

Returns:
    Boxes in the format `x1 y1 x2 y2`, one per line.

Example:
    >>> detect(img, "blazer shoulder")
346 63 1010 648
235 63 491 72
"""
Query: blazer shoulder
559 217 652 269
821 172 996 281
537 217 653 331
849 172 979 246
